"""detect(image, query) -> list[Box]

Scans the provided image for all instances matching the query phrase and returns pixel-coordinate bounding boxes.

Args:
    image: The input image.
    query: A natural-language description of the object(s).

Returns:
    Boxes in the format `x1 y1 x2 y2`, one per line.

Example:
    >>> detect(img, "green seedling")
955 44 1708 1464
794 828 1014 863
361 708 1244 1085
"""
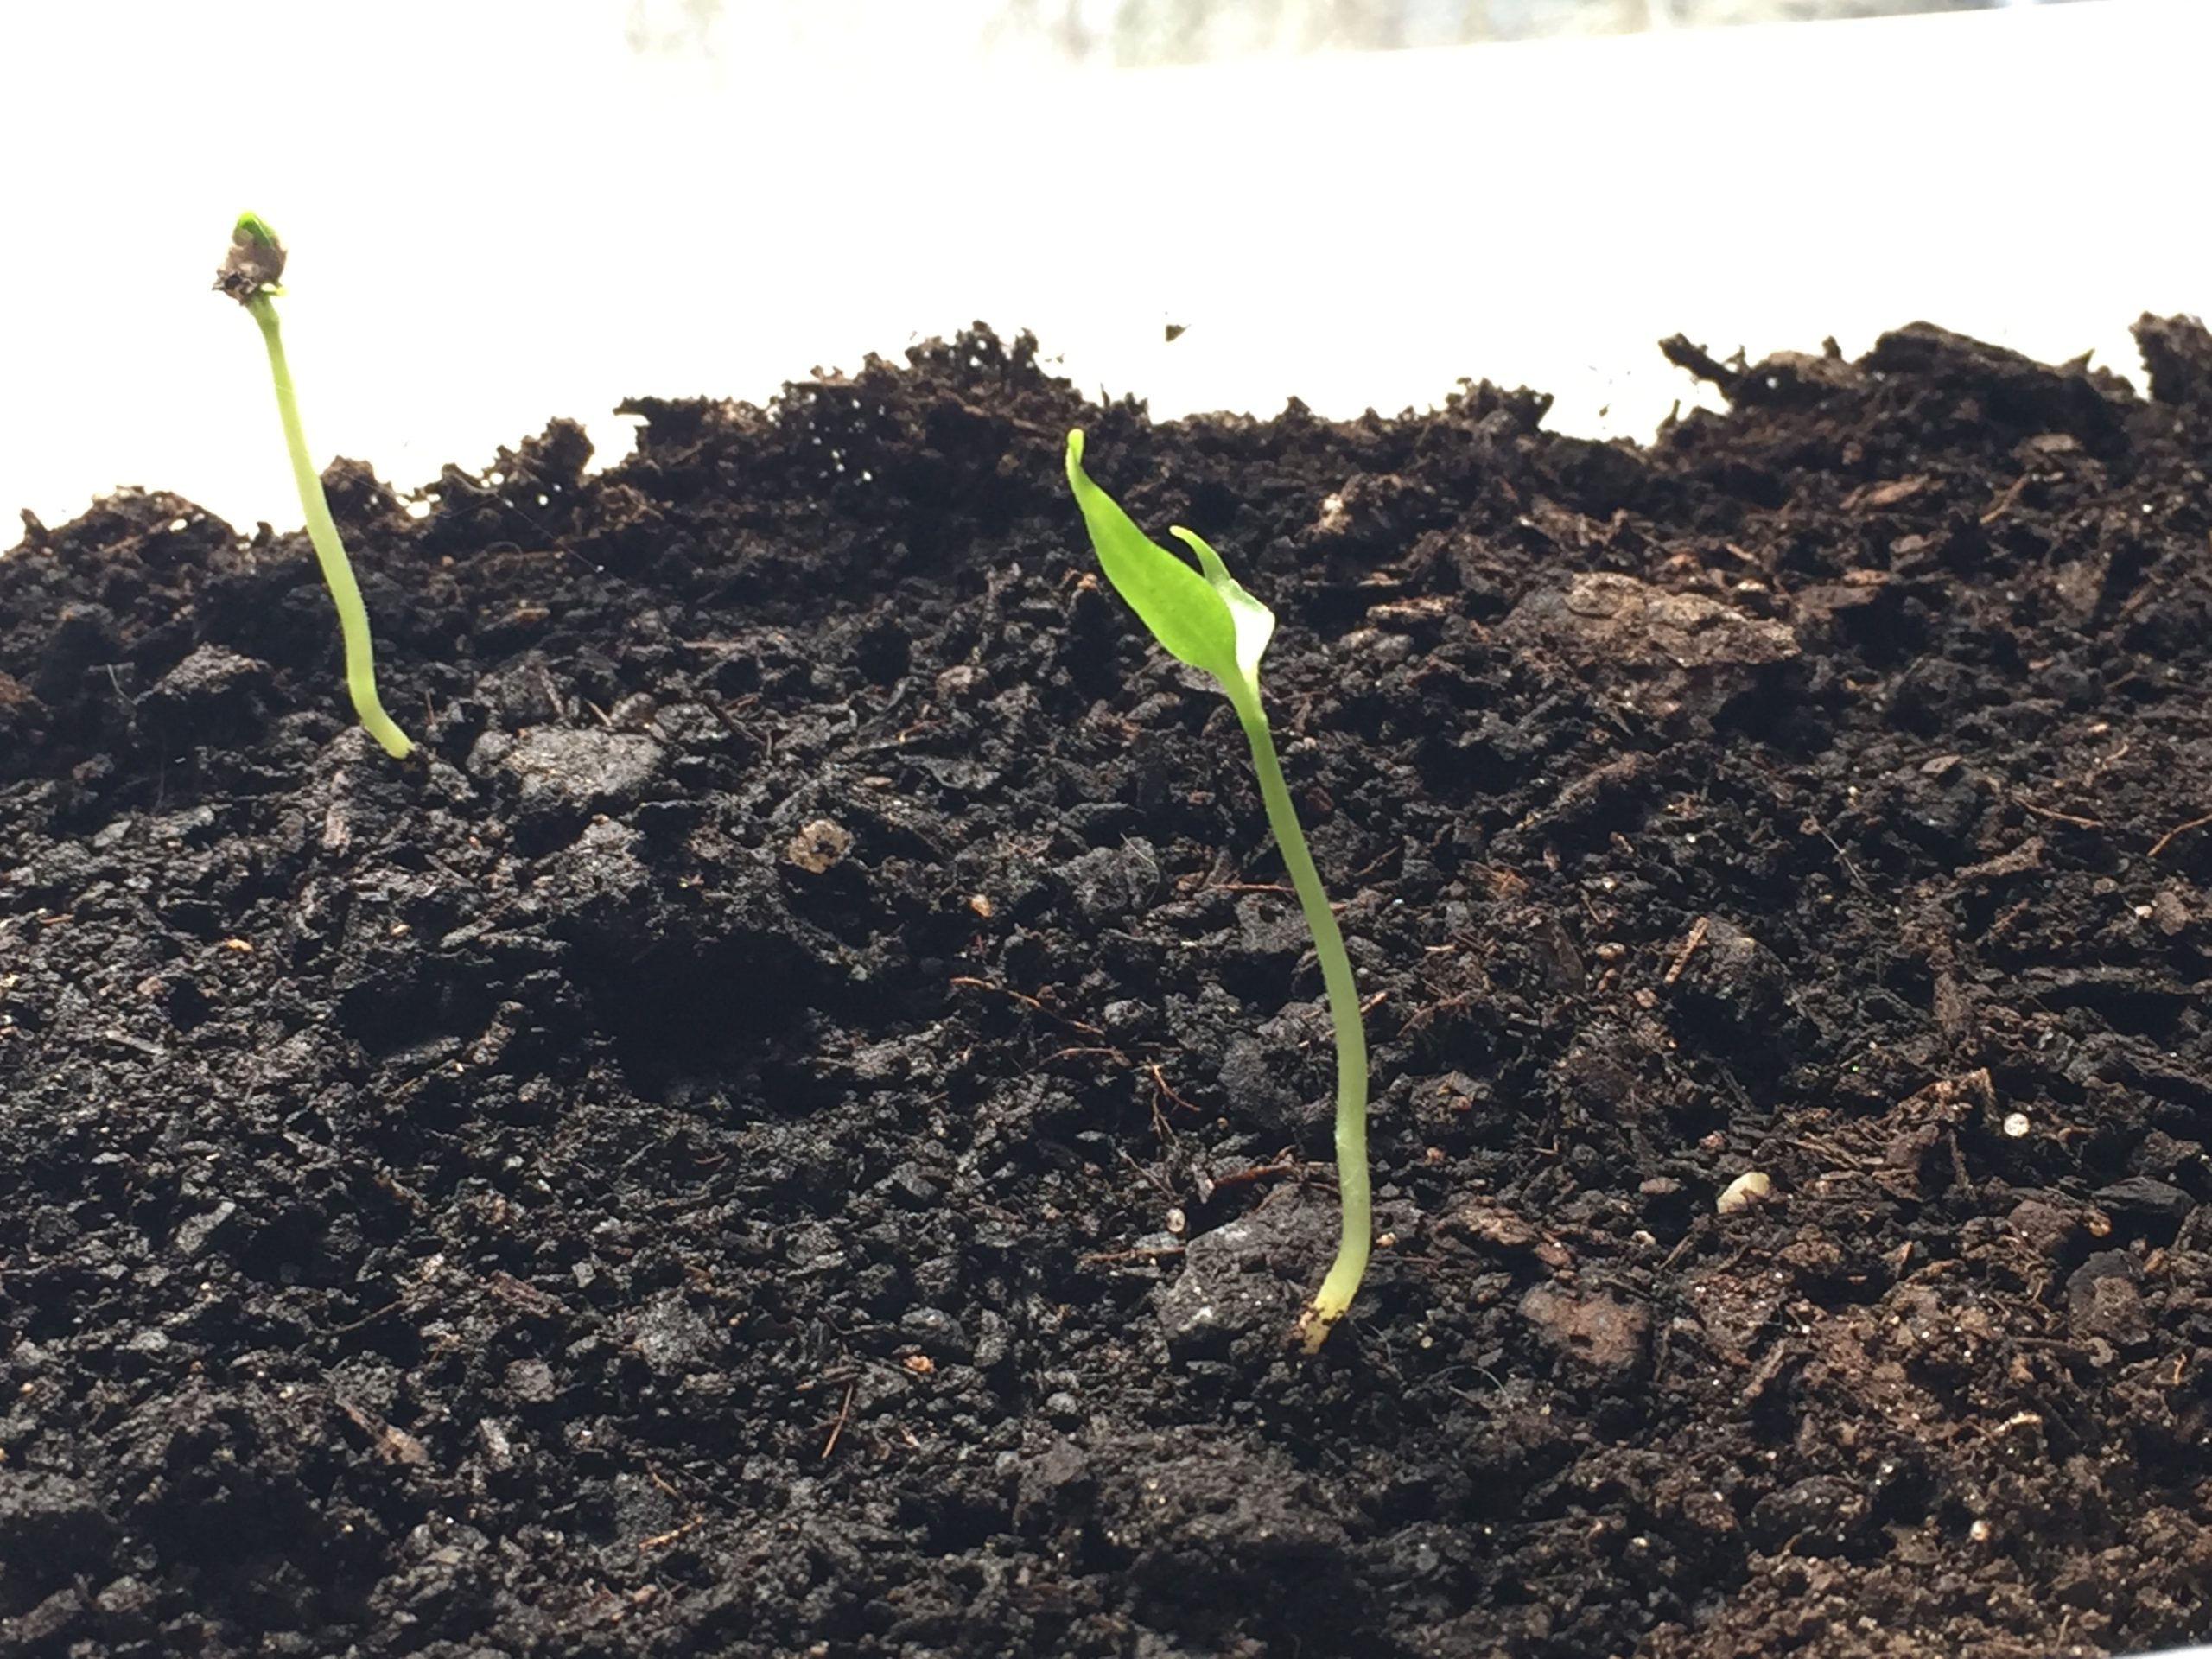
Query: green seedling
215 213 413 759
1065 429 1371 1353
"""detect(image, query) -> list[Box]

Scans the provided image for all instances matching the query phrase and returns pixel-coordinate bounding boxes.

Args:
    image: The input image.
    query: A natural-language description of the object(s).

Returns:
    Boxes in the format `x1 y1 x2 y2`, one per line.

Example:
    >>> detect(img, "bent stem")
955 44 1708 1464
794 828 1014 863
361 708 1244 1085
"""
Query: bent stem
244 290 413 760
1225 684 1371 1353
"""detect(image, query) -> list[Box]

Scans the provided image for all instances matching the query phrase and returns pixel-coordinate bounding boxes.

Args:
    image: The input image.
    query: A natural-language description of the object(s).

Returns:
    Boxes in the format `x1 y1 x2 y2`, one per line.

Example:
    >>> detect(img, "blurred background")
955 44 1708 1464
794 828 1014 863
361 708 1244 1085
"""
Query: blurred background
0 0 2190 536
649 0 2086 62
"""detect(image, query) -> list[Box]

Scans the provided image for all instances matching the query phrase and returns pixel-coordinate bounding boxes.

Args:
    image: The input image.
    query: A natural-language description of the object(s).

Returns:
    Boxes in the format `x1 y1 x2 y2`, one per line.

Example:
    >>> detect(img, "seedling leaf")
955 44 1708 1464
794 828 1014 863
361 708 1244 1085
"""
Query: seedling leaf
1065 430 1243 683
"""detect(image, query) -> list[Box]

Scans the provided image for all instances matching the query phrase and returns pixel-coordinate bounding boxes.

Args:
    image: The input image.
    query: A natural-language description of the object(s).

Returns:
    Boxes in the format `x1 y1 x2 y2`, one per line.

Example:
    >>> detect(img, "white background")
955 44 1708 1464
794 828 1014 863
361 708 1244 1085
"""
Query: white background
1 0 2205 535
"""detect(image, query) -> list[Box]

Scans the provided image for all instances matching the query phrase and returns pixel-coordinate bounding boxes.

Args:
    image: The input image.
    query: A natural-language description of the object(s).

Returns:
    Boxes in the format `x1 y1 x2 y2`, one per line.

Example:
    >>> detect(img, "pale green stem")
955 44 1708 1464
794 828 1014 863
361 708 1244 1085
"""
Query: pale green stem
245 292 413 759
1225 685 1370 1352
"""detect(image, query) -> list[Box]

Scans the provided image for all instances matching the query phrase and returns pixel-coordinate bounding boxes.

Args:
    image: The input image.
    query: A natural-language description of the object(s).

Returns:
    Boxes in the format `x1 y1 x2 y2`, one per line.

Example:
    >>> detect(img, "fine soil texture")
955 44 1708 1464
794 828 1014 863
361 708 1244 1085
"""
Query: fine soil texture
6 318 2212 1659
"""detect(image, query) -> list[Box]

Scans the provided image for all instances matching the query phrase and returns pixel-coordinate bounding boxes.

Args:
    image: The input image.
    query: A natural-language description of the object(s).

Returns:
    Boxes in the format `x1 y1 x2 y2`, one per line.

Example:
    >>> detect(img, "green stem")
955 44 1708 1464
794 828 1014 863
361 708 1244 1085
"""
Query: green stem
245 293 413 759
1228 687 1370 1352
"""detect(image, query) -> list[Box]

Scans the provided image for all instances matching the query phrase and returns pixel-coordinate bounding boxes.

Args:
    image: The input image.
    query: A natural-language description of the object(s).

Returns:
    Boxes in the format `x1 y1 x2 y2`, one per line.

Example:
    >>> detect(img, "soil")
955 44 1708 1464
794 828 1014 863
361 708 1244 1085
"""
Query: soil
4 316 2212 1659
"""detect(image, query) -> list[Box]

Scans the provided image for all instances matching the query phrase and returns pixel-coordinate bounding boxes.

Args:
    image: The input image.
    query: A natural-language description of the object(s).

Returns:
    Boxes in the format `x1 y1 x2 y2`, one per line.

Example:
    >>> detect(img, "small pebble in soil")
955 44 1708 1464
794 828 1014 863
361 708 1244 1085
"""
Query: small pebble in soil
899 1306 972 1362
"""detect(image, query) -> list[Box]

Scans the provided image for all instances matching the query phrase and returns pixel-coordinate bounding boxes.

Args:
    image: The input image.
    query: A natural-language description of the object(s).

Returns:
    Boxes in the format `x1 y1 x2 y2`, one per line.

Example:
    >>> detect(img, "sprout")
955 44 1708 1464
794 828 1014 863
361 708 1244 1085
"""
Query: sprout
215 213 414 759
1065 429 1372 1353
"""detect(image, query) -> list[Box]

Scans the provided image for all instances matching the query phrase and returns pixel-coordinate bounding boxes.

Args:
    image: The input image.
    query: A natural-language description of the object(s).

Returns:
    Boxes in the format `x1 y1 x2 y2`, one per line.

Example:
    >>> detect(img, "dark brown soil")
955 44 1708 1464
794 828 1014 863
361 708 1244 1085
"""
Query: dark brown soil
5 318 2212 1659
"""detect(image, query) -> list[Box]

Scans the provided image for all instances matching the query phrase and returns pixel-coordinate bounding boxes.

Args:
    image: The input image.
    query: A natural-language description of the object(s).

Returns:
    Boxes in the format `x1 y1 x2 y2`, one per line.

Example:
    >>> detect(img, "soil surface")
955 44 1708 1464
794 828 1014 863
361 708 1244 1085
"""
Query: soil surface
6 318 2212 1659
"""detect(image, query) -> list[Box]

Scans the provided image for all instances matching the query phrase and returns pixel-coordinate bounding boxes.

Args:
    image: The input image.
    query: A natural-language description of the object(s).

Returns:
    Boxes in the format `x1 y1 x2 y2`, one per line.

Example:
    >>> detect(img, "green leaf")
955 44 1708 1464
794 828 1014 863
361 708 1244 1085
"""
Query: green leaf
1064 429 1274 698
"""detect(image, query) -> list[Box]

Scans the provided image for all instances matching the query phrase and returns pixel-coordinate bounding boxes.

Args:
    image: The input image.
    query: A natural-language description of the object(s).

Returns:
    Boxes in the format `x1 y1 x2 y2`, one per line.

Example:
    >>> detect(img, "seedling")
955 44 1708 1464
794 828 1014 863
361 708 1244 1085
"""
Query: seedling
215 213 413 759
1064 430 1371 1352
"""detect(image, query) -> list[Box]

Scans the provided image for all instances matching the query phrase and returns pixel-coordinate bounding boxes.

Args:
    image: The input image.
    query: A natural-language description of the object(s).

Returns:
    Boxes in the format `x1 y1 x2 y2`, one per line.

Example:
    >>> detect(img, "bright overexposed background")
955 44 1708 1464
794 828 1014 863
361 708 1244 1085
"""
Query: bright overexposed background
0 0 2202 537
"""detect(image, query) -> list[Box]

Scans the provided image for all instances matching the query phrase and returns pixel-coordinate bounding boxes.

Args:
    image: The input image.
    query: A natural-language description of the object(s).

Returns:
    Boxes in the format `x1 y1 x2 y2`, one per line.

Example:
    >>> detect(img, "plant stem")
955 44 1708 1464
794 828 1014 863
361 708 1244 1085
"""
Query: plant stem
245 293 413 759
1227 688 1370 1352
